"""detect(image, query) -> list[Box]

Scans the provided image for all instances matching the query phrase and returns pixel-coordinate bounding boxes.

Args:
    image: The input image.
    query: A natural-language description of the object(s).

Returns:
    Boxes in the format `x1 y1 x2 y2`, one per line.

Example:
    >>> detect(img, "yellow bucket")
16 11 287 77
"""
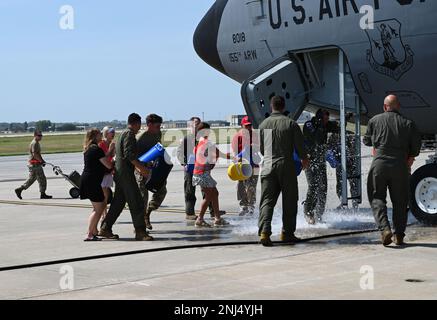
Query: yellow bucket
228 161 253 181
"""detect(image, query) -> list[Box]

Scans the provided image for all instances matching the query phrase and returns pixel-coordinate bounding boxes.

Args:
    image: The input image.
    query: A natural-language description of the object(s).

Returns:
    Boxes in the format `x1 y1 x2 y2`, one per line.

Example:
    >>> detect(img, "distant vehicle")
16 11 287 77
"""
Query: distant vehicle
194 0 437 224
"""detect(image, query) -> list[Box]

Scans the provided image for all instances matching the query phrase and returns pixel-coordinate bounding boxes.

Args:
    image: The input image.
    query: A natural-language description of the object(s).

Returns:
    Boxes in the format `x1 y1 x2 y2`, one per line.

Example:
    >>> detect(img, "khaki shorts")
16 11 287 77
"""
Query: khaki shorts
192 172 217 189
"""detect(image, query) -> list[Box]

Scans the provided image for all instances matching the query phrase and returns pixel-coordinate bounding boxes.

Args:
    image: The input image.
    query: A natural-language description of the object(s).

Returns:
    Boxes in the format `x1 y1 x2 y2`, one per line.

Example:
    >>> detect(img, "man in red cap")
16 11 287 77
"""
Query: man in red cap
231 116 260 216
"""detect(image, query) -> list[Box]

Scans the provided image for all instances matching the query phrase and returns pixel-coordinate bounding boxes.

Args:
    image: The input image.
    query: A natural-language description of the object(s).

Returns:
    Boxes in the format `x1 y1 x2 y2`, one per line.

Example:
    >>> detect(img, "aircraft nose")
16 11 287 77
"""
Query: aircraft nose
193 0 228 75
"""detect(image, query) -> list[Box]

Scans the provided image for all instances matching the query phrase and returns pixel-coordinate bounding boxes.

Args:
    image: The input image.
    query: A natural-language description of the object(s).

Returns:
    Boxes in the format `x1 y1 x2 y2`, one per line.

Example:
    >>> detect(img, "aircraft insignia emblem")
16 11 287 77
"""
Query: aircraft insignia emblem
365 19 414 81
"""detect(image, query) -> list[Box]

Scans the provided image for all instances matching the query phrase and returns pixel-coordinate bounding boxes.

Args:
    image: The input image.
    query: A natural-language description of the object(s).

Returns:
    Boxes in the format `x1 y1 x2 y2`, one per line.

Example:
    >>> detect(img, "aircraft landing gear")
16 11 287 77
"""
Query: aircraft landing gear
410 162 437 225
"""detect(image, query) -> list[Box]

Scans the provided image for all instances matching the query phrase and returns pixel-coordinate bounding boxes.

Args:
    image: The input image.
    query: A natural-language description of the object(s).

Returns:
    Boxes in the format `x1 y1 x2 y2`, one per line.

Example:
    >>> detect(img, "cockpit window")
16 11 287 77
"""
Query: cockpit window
246 0 267 24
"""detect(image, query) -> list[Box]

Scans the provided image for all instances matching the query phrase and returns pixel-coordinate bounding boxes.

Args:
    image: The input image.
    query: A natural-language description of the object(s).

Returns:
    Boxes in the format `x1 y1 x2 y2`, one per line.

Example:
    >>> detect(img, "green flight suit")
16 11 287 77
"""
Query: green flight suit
303 118 338 220
363 110 421 236
101 128 146 231
258 112 308 236
21 139 47 193
327 131 360 205
136 129 167 214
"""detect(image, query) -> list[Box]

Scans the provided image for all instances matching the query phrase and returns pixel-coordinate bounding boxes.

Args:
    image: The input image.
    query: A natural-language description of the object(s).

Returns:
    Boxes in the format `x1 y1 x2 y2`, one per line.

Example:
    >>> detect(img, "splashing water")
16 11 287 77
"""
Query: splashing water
229 204 376 237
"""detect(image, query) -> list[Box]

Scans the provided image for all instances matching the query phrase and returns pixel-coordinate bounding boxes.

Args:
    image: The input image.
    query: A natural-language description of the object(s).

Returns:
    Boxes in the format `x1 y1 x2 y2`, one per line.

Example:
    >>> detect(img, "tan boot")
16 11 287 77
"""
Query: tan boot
135 228 154 241
145 209 153 230
280 232 300 244
98 228 119 240
393 233 405 246
381 229 393 246
260 233 273 247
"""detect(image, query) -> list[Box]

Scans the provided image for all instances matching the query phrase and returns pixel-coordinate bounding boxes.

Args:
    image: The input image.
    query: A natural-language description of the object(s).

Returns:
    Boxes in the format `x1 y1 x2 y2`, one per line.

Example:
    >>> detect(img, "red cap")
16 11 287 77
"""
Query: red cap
241 116 252 126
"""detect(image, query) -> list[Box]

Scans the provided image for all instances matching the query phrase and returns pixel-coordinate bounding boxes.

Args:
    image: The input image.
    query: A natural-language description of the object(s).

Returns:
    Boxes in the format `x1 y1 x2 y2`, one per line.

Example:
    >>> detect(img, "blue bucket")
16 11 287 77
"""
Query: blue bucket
326 149 339 168
138 143 165 163
186 154 195 175
145 155 173 193
294 151 302 176
237 148 261 166
236 148 250 161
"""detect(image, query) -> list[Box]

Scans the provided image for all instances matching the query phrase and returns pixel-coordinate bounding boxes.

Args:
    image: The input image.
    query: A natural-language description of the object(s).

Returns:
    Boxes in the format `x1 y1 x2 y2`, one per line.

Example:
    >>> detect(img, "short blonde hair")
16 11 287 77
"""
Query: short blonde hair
102 126 114 139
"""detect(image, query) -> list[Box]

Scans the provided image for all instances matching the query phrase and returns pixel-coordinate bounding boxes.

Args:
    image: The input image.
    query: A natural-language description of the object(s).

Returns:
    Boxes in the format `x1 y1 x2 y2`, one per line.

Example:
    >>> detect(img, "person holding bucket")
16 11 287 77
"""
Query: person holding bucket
177 117 225 220
192 122 231 227
231 116 260 216
99 113 153 241
258 96 310 247
136 114 167 231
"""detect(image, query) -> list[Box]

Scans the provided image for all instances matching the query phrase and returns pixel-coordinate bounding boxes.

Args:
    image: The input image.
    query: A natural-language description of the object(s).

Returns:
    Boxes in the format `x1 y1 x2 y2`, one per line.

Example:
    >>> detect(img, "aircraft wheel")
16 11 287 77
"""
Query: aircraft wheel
69 187 81 199
410 163 437 225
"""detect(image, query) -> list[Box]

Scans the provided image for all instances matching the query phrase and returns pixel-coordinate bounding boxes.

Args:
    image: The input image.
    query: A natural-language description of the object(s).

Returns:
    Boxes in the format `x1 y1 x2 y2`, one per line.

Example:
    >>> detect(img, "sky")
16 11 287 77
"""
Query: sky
0 0 243 123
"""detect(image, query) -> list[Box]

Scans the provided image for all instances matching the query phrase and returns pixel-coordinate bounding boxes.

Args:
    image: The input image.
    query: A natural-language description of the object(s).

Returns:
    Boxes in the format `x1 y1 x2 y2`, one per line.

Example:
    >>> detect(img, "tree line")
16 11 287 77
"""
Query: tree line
0 120 127 133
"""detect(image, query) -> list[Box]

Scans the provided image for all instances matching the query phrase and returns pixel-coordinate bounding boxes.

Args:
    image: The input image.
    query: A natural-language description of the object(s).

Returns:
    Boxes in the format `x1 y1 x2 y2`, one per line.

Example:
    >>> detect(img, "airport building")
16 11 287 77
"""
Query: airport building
227 115 246 127
160 120 188 130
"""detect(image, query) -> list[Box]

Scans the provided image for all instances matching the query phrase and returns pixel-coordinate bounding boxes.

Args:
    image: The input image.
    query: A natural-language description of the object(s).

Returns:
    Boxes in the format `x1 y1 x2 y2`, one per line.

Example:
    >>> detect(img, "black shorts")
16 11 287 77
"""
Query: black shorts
80 175 105 203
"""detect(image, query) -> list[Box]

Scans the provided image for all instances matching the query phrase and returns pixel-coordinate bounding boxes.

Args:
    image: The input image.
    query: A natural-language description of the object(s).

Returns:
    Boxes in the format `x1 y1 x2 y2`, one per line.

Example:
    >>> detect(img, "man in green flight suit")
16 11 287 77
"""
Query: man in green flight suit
303 109 339 224
364 95 421 246
327 114 360 210
258 96 309 247
136 114 168 231
99 113 153 241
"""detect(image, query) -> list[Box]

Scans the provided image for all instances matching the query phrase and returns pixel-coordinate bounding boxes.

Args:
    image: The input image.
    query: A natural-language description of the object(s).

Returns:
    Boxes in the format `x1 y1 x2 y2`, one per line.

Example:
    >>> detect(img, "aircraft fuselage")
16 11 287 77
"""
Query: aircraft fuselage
194 0 437 134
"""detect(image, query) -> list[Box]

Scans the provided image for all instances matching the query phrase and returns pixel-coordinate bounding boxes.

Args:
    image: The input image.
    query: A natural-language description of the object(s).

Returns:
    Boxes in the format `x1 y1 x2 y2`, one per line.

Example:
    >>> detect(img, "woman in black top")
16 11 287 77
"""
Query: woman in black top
80 128 113 241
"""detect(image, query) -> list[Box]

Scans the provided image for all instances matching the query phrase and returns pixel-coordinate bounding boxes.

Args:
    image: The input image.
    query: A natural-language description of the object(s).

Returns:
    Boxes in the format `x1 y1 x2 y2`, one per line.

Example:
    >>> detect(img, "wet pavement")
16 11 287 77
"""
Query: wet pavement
0 146 436 299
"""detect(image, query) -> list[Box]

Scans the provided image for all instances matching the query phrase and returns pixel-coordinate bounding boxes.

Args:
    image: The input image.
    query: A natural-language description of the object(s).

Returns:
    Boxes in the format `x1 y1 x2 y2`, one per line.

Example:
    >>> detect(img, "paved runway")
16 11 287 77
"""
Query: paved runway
0 145 436 299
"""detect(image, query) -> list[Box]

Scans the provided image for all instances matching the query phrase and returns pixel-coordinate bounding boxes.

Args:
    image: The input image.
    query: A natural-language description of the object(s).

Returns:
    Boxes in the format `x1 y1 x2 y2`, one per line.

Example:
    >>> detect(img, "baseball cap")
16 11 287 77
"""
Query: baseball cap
241 116 252 126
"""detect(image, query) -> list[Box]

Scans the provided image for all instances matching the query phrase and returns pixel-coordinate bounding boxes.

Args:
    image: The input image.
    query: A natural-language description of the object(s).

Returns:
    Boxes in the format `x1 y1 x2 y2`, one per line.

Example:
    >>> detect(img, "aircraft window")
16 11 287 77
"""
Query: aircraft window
246 0 267 22
266 79 273 86
286 93 291 100
282 82 287 89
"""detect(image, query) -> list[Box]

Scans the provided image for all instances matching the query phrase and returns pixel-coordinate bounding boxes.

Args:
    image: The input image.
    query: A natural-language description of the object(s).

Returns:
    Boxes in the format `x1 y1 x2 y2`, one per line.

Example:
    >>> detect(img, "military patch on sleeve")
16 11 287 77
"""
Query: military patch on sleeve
305 122 315 132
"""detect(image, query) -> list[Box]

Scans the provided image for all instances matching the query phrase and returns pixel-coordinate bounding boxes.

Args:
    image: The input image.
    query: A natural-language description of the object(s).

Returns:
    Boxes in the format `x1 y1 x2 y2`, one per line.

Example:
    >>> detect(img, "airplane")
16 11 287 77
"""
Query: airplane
193 0 437 225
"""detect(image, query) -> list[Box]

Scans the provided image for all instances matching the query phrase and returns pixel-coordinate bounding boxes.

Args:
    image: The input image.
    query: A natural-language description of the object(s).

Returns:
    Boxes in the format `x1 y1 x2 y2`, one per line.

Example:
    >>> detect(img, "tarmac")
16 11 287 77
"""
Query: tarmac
0 145 436 300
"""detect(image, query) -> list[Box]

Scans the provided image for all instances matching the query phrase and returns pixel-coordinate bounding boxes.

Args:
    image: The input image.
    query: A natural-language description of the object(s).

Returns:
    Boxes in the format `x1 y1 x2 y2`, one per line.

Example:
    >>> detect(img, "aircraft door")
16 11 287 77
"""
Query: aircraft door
241 56 308 128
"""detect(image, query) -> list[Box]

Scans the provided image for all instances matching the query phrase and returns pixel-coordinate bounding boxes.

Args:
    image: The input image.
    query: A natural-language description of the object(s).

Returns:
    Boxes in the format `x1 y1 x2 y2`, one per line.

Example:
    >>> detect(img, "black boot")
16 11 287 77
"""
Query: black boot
98 226 119 240
15 188 23 200
135 228 154 241
40 192 53 199
145 208 153 230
